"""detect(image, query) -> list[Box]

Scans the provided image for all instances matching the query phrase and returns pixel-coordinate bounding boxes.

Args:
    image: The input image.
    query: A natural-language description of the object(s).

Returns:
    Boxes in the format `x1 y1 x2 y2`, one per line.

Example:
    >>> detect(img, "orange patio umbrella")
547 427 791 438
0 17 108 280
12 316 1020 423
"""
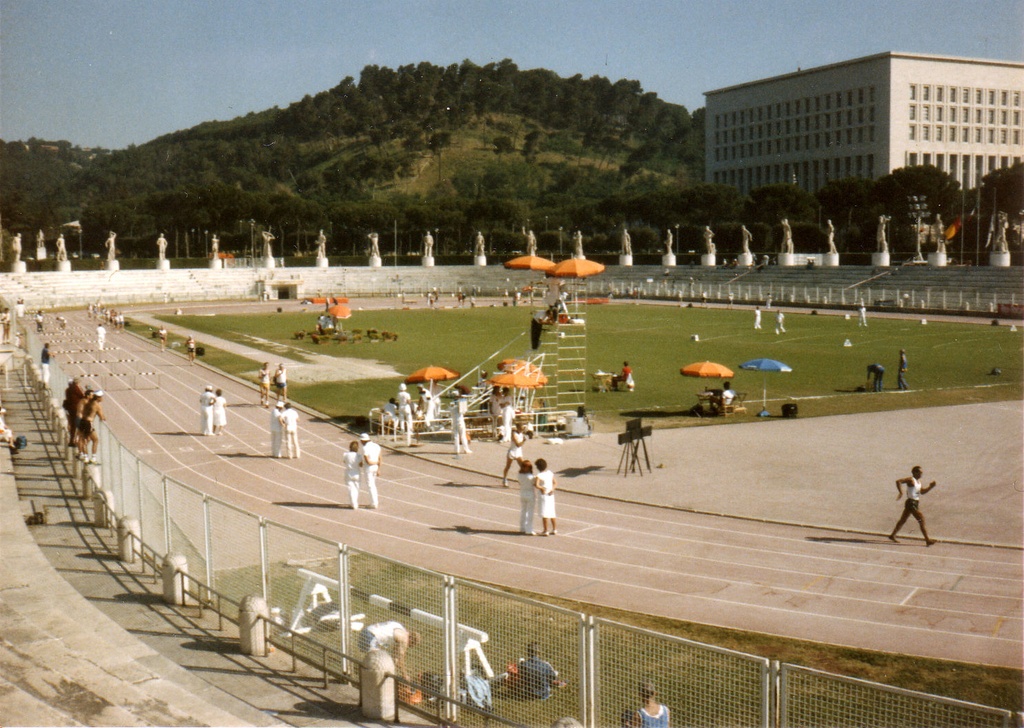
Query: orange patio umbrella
504 255 556 272
405 365 460 384
328 304 352 319
545 258 606 279
488 370 548 389
680 361 735 379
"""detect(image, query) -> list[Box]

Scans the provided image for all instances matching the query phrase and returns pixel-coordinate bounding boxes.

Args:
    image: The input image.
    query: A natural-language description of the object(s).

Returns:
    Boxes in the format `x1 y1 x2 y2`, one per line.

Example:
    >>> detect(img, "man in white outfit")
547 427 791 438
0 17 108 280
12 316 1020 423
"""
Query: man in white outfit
270 401 285 457
775 309 786 335
451 393 471 456
358 432 381 509
858 303 868 327
343 441 363 508
96 323 107 351
281 402 300 458
754 306 762 330
396 382 413 445
199 385 216 436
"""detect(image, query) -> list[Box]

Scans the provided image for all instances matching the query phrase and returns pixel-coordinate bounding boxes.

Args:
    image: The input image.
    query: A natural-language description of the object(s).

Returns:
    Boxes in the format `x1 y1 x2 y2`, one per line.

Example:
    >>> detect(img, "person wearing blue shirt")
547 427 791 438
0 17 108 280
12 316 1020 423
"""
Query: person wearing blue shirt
518 642 560 700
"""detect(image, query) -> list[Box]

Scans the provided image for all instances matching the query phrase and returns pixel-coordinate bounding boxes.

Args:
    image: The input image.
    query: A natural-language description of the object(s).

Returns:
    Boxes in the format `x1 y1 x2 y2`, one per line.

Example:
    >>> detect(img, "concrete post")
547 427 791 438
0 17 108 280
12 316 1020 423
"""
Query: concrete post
361 649 396 721
93 488 115 528
72 455 83 480
81 463 100 499
239 595 270 657
117 516 140 563
162 553 189 605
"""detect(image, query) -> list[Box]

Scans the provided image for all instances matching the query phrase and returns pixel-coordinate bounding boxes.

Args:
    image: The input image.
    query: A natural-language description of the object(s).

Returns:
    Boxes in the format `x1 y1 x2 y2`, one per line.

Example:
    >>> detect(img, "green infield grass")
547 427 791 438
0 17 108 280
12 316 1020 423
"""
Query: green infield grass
157 303 1023 430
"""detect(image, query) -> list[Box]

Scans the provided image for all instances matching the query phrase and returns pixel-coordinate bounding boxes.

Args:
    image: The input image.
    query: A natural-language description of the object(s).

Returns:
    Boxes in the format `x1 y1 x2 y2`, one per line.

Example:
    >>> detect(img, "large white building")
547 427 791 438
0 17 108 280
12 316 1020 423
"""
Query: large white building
704 52 1024 194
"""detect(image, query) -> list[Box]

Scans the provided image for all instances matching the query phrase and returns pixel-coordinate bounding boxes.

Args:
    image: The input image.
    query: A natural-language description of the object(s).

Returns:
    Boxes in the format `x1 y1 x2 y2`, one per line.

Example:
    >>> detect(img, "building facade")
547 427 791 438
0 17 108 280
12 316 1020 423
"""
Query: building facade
704 52 1024 194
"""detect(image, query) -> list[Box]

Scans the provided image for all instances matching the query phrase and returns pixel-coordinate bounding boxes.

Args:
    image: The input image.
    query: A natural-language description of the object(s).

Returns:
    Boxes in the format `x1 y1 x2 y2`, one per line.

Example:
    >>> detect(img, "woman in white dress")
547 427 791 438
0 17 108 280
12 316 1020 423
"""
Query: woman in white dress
212 388 228 435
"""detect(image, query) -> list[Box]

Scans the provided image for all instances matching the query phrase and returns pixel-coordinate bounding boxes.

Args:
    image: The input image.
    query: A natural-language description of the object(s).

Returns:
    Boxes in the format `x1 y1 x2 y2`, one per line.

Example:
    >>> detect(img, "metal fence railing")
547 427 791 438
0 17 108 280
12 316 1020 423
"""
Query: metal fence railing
14 316 1020 728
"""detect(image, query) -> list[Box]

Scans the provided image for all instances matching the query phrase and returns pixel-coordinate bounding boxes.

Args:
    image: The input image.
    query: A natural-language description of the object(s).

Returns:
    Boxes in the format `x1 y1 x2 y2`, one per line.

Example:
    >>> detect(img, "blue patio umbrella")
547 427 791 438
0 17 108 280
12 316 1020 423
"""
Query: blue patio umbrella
739 358 793 417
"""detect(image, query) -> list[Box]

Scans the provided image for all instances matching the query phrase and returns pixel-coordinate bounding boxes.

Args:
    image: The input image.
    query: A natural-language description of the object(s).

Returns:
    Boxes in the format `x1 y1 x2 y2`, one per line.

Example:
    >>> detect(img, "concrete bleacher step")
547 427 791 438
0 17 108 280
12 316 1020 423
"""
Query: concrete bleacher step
0 462 280 726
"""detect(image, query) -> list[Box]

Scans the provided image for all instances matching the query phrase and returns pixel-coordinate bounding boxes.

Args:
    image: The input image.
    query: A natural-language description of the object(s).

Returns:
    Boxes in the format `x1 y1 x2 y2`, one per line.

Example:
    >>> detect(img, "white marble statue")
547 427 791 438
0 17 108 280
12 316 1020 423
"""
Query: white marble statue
368 232 380 258
620 225 632 256
664 229 674 255
423 231 434 257
105 231 117 261
573 230 584 259
210 235 219 256
11 233 22 263
876 215 890 253
931 215 946 255
37 229 45 250
703 226 716 255
474 231 486 257
55 234 67 262
156 233 168 260
993 212 1009 254
780 218 794 254
525 229 537 256
826 220 837 254
316 229 327 258
740 225 753 255
261 230 275 259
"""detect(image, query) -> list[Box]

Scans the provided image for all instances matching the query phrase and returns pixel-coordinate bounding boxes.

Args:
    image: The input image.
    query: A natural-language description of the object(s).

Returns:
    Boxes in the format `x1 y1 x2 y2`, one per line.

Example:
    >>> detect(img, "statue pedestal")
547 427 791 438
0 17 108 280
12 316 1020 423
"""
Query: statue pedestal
778 253 796 267
822 253 840 267
209 258 222 270
619 254 633 266
989 251 1010 267
574 254 586 261
422 256 435 267
369 256 382 268
105 260 119 272
262 257 276 269
871 252 891 267
157 259 170 271
927 252 947 267
700 254 716 267
11 261 27 274
57 260 72 273
737 253 754 267
661 254 677 267
316 256 328 268
36 247 47 261
474 255 487 267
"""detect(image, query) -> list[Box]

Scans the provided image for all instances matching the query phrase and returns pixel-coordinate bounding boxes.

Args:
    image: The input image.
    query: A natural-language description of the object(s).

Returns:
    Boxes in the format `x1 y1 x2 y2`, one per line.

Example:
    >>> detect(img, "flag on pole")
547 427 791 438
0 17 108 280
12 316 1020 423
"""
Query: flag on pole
944 208 975 240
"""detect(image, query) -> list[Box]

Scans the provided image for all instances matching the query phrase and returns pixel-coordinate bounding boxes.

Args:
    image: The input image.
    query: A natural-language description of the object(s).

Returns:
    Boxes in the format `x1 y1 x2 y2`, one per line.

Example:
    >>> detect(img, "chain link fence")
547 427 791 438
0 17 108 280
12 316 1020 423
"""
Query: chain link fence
16 321 1020 728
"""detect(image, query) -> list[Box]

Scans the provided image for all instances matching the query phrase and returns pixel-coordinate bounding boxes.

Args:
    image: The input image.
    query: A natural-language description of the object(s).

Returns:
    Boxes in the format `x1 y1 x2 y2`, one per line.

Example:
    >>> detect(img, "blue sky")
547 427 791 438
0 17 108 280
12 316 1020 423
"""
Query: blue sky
2 0 1022 149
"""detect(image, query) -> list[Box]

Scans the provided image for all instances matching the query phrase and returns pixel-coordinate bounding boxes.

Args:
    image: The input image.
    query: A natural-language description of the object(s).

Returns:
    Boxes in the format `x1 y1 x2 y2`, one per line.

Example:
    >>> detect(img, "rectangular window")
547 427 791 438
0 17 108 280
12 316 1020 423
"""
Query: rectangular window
976 128 983 142
988 129 995 143
988 109 995 124
847 90 854 106
909 125 916 140
1001 129 1008 144
964 87 971 102
909 152 918 166
1014 111 1020 125
1001 90 1008 106
1001 110 1008 125
923 86 930 101
922 126 930 141
923 106 930 121
949 126 956 142
950 87 958 103
1014 91 1021 106
936 107 943 122
936 126 943 141
989 90 996 105
976 109 983 123
936 86 943 103
1015 130 1021 145
950 108 957 123
976 89 983 104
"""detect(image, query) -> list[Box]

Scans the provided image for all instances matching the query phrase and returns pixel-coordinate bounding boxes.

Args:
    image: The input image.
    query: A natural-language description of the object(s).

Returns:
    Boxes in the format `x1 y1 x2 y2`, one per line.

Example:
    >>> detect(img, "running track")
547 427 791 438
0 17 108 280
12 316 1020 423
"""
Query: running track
42 307 1023 669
